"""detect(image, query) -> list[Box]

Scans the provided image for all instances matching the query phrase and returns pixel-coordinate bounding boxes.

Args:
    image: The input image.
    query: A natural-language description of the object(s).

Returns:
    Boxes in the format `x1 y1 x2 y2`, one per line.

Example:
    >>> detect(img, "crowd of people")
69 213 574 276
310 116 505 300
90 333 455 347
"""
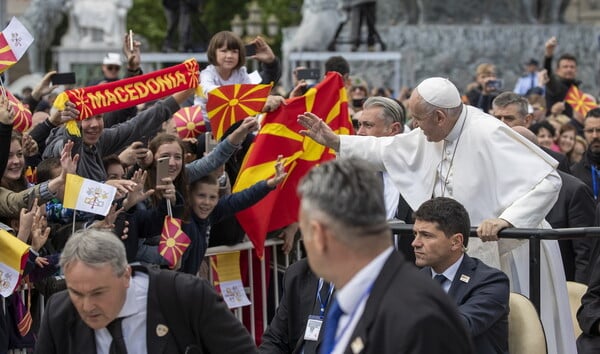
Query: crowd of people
2 26 600 354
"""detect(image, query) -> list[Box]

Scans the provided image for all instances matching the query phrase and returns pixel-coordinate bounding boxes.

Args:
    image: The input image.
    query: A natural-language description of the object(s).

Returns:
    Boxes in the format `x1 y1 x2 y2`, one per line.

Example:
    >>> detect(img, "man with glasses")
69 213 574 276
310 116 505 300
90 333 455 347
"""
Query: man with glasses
491 91 571 173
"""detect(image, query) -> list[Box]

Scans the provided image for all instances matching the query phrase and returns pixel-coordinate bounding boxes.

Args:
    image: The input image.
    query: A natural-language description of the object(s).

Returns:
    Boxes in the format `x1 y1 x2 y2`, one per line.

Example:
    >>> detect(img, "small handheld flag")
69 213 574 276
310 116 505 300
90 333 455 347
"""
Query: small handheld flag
565 85 597 116
206 83 272 140
0 230 30 297
0 17 34 74
62 174 117 216
173 105 206 139
6 89 32 132
159 216 191 269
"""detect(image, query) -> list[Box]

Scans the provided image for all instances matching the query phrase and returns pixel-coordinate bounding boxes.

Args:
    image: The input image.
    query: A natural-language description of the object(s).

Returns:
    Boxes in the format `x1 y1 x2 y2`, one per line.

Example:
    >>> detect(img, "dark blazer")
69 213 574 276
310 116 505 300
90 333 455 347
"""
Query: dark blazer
342 251 474 354
546 171 596 283
259 259 327 354
34 266 257 354
577 248 600 353
422 255 510 354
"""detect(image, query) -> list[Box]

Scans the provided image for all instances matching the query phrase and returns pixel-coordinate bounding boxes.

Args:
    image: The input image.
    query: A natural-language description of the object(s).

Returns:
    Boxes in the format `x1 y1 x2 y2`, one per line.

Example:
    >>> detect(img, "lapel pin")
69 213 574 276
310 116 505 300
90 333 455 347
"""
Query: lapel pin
460 274 470 283
156 324 169 337
351 336 364 354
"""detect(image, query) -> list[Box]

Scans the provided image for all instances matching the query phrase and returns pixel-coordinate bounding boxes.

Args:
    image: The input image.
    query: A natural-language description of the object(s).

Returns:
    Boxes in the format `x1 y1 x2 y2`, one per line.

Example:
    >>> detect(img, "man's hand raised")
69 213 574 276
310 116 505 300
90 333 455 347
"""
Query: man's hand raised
298 112 340 151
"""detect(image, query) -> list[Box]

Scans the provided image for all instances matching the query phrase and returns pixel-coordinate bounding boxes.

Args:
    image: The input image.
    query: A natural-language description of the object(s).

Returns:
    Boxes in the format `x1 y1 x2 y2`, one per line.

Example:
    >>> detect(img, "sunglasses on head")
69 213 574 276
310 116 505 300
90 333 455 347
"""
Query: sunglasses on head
106 65 120 71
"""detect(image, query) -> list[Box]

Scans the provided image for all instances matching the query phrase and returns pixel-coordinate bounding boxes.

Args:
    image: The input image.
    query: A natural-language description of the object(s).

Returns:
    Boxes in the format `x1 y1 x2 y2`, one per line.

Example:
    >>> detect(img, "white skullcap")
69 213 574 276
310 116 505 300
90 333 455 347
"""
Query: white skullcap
416 77 461 109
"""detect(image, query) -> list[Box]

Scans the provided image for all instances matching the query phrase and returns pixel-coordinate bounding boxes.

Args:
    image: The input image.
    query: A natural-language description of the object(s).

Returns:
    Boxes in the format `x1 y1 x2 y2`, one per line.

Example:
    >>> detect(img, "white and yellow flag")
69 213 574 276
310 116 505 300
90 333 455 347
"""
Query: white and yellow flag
0 17 34 74
63 174 117 216
0 230 30 297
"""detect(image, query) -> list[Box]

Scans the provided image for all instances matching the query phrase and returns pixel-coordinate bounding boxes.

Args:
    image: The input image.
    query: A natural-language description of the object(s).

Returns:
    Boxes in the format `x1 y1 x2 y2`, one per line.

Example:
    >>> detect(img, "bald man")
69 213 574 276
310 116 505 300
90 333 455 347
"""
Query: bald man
298 77 575 354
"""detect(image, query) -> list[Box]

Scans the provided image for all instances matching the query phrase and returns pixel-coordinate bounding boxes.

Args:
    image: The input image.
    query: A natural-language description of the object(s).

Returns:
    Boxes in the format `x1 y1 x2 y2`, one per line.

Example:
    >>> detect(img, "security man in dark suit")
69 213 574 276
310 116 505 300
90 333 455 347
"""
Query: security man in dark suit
413 197 510 354
259 259 332 354
34 229 256 354
297 158 473 354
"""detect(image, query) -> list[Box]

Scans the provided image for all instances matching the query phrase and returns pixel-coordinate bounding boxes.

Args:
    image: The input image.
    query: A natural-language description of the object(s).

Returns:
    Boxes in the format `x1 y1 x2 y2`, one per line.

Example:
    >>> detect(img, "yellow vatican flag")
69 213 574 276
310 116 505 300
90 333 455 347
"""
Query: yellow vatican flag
0 230 30 297
63 174 117 216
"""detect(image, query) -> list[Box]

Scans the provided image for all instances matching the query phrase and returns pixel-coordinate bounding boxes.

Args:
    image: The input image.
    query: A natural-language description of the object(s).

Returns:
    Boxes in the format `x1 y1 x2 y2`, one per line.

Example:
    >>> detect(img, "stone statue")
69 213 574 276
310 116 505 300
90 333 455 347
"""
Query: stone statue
283 0 343 52
21 0 67 74
62 0 132 47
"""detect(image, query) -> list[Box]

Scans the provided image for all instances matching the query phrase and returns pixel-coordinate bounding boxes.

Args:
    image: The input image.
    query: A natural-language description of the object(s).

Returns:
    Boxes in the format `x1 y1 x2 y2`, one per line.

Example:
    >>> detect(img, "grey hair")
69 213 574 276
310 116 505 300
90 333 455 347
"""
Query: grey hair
363 96 405 125
60 229 128 276
492 92 529 118
297 158 388 235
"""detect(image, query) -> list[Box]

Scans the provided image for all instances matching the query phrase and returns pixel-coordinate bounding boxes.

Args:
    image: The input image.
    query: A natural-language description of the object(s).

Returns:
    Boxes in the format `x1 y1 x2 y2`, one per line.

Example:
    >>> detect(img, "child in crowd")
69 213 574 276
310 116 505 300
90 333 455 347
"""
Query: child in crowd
194 31 282 124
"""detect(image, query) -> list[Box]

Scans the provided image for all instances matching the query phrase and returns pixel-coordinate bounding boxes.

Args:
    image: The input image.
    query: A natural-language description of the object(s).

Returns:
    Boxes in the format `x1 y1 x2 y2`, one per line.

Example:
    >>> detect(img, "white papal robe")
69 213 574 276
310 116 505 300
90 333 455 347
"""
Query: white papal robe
338 104 575 354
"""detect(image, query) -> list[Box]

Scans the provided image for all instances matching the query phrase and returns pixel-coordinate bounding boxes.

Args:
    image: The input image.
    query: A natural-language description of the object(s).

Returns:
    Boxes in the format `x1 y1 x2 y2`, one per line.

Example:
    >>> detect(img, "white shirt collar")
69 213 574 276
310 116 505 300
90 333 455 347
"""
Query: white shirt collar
444 105 467 143
431 254 464 284
118 272 146 318
336 247 394 315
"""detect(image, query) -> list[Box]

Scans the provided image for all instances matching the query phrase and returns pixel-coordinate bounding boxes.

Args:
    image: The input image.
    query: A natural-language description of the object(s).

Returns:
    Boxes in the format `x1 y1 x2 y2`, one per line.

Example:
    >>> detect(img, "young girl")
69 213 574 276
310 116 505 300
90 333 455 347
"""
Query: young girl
195 31 281 123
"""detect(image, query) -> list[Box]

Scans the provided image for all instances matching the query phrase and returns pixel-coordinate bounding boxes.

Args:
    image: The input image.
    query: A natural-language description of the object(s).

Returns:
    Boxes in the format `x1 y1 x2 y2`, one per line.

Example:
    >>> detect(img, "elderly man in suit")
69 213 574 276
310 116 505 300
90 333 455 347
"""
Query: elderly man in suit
34 229 256 354
297 158 473 354
412 197 510 354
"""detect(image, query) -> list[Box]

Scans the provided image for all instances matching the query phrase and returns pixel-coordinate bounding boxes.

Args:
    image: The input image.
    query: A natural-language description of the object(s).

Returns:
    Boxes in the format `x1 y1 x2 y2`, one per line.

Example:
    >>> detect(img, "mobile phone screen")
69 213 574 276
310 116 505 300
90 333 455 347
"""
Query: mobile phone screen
156 157 170 186
51 72 76 86
245 44 257 57
296 69 321 81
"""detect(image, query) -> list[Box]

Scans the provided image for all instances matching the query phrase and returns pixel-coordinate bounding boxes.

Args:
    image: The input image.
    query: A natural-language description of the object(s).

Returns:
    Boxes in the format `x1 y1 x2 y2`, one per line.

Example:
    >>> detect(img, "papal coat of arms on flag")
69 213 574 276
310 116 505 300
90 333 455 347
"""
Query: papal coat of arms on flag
0 230 30 297
0 17 34 74
62 174 117 216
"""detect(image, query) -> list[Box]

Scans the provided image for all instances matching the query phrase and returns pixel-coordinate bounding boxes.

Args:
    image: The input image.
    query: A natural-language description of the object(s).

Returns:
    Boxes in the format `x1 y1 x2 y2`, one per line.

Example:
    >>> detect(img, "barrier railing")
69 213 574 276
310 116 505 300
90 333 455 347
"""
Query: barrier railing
205 238 288 342
390 224 600 313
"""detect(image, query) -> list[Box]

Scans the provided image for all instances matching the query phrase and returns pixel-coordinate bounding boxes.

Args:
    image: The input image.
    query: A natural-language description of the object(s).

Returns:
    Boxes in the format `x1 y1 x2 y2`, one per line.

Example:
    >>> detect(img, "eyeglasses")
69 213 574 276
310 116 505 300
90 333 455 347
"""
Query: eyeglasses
105 65 120 72
584 128 600 134
494 115 518 122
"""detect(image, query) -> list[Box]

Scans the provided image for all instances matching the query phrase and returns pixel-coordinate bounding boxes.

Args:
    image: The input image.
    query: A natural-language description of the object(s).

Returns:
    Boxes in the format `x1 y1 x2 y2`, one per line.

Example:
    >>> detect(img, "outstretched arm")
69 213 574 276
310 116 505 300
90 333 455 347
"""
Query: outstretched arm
298 112 341 151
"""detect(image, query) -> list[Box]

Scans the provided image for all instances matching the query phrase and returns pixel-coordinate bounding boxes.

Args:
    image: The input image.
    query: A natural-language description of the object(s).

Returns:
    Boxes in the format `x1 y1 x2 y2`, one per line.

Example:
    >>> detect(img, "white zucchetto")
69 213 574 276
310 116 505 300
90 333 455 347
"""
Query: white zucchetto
416 77 462 109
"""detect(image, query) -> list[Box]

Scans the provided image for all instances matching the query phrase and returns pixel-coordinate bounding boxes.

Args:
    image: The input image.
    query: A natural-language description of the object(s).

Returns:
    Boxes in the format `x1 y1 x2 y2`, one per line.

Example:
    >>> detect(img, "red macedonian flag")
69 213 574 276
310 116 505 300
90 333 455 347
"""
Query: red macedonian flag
233 72 354 258
206 83 272 140
0 17 33 74
565 85 598 116
159 216 191 269
173 105 206 139
6 89 32 132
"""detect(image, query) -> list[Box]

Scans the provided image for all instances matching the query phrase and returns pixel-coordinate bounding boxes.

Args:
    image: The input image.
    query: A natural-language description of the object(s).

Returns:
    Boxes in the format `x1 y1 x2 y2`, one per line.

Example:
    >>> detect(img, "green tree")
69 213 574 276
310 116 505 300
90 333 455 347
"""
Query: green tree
127 0 302 53
127 0 167 50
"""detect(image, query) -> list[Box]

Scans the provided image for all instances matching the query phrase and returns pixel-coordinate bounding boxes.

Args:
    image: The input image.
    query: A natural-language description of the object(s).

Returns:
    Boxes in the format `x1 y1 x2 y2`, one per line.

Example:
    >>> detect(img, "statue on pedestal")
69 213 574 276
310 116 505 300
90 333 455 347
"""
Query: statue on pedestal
22 0 66 74
61 0 132 47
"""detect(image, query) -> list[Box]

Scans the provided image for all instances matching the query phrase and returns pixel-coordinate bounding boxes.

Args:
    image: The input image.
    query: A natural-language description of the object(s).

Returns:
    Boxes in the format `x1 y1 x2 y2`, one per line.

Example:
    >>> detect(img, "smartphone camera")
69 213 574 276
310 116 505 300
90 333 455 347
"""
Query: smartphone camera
486 79 503 91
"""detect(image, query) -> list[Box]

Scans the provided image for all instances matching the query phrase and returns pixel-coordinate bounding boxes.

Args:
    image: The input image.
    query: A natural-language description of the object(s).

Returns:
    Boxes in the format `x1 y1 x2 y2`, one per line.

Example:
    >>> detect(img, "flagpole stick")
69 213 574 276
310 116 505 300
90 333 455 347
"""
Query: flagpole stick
0 75 6 99
71 211 76 235
166 198 173 218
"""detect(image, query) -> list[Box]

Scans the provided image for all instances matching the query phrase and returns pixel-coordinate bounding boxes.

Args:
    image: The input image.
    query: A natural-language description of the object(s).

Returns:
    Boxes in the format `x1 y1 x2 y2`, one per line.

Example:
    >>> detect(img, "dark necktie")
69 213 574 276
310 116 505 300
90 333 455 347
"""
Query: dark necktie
530 74 535 90
434 274 447 286
319 299 344 354
107 317 128 354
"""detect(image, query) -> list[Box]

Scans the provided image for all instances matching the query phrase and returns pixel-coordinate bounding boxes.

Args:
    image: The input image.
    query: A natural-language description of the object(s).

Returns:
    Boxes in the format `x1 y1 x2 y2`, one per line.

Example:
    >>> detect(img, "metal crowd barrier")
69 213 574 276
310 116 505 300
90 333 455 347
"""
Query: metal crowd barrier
205 238 289 342
389 224 600 313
